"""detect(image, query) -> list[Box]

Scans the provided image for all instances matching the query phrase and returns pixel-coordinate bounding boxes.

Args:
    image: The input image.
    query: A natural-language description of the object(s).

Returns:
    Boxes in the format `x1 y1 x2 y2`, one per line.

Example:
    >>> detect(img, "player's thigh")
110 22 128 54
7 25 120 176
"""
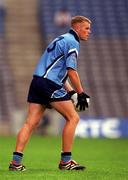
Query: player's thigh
26 103 46 124
50 100 79 121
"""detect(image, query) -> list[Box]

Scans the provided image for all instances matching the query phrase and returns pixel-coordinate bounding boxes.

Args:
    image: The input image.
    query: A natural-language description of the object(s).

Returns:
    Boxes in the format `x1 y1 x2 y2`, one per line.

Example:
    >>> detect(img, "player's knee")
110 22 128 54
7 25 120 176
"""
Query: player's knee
67 113 79 125
26 120 40 131
32 121 39 129
73 114 79 124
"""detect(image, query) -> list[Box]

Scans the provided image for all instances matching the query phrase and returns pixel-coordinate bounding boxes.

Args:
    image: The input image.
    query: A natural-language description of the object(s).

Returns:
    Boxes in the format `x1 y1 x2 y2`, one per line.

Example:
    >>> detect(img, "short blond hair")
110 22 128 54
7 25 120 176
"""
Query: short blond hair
71 16 91 26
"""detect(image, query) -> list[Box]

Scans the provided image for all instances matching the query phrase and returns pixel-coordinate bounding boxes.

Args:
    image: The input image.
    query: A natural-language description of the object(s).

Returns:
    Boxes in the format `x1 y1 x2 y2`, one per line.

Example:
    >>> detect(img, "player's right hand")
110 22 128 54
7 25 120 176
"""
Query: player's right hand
76 92 90 111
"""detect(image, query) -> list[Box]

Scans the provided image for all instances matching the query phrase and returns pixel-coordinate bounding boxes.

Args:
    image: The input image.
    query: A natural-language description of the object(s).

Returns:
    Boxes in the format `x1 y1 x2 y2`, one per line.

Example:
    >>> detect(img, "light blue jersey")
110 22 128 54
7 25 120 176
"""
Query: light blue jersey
34 29 80 86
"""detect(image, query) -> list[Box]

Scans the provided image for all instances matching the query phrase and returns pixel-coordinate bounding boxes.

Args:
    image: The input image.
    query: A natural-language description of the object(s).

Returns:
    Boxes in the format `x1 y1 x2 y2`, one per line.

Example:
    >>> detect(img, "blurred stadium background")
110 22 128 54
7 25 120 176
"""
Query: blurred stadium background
0 0 128 137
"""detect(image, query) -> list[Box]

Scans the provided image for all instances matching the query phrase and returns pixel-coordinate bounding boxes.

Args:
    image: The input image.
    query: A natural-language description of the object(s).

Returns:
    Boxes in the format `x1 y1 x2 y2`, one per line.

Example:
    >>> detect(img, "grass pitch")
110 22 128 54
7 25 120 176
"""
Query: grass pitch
0 136 128 180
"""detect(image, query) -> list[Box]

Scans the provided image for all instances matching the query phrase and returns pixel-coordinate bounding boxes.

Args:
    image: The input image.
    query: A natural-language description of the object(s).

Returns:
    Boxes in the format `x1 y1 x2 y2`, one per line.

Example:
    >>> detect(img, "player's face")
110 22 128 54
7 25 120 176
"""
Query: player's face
78 21 91 41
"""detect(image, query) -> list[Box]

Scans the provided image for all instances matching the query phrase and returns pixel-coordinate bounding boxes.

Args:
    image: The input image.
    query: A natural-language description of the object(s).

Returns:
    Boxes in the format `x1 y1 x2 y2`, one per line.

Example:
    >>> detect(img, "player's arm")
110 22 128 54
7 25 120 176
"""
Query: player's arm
67 68 90 111
67 68 84 94
65 42 90 110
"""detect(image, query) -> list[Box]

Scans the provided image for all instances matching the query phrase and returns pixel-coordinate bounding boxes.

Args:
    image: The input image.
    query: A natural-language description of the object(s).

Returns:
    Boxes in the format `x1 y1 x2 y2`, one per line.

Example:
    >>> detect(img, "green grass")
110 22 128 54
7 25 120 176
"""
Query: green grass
0 136 128 180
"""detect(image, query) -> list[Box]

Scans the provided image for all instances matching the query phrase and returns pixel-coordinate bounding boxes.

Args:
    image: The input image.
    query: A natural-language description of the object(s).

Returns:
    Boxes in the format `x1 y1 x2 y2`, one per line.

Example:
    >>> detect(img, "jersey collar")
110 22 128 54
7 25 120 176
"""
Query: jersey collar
69 29 80 43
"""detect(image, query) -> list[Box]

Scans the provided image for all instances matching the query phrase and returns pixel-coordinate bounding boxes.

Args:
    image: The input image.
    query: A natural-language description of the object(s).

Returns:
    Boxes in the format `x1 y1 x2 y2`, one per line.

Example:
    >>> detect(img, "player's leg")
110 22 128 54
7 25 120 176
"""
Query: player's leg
15 103 46 152
50 100 85 170
9 103 46 171
51 100 79 152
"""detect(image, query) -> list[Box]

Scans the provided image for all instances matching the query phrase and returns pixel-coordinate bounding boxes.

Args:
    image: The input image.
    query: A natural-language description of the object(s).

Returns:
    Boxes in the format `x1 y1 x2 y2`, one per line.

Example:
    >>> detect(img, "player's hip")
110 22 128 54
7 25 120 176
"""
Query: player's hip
27 76 70 106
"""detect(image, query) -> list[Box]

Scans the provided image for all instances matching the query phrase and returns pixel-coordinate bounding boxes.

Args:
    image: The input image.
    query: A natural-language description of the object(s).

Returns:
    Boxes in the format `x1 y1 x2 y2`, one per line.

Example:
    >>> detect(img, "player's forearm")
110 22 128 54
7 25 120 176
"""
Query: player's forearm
67 69 84 94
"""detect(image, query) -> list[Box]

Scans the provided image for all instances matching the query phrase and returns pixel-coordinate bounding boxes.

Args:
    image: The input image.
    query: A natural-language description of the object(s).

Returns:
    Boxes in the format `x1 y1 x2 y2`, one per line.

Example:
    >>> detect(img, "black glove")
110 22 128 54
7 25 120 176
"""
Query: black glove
76 92 90 111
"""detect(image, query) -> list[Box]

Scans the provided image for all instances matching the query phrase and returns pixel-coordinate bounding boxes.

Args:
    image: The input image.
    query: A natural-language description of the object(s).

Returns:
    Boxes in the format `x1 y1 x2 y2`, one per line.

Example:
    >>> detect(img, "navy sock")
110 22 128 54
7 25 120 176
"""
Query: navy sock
61 152 72 163
12 152 23 165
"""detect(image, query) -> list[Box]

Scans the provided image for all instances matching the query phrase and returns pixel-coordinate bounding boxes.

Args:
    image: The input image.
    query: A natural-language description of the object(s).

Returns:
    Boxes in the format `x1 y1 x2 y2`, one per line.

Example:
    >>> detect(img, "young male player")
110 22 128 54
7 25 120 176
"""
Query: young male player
9 15 91 171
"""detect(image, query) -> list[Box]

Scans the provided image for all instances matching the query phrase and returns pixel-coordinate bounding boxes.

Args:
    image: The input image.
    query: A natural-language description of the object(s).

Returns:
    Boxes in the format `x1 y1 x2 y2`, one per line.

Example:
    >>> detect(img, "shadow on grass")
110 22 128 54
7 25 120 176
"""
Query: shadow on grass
0 168 87 174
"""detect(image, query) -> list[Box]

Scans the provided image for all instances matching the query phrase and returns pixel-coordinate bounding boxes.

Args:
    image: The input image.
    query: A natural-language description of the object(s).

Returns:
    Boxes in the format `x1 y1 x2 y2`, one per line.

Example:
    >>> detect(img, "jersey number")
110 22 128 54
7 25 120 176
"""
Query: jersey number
47 36 64 52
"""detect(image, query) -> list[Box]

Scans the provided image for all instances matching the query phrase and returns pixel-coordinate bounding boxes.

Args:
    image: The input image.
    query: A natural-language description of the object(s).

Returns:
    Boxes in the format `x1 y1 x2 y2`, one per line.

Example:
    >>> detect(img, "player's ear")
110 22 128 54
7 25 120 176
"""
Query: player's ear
72 23 81 32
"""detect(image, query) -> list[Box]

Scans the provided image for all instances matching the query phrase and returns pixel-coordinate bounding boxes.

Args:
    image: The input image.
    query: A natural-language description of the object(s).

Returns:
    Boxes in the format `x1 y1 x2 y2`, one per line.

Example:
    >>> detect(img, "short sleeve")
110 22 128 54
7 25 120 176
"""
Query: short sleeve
66 47 79 70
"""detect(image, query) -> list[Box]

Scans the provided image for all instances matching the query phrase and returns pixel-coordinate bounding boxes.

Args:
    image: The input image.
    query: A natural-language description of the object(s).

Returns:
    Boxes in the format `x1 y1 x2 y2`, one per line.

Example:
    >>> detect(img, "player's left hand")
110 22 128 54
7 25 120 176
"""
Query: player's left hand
69 91 90 111
76 92 90 111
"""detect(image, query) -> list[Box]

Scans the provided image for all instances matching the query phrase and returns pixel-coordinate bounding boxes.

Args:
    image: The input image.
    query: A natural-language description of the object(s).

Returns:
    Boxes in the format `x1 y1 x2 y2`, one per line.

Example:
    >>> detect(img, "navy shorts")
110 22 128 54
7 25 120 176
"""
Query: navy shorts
27 76 70 107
